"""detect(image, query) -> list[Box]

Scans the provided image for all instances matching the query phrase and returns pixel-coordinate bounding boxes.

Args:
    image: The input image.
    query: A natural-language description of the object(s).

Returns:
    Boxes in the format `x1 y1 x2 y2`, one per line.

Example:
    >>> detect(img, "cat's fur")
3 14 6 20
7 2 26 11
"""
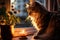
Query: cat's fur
26 1 60 40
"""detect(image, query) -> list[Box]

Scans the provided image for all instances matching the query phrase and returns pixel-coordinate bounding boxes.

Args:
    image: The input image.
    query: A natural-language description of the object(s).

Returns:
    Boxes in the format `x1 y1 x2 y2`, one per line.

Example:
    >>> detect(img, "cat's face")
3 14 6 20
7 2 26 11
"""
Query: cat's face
26 1 41 17
26 3 35 15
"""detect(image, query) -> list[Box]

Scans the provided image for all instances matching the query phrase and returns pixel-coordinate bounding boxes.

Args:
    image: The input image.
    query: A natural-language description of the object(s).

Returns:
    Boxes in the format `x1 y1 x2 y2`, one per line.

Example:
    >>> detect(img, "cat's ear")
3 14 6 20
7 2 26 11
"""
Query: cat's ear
29 0 35 4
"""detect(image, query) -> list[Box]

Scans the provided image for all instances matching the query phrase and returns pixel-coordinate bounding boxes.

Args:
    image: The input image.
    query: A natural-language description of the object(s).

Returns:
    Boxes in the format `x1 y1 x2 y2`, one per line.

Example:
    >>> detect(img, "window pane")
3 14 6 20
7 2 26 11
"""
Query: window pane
37 0 46 7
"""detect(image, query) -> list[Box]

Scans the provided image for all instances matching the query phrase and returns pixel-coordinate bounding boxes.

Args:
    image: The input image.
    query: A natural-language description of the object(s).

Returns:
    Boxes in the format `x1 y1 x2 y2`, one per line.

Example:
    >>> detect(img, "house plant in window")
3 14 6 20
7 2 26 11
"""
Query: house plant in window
0 2 20 40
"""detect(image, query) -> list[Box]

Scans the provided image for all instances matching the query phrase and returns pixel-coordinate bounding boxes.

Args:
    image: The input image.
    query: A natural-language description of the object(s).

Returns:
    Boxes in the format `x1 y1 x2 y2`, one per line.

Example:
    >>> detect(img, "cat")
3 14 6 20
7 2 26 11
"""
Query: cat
26 1 60 40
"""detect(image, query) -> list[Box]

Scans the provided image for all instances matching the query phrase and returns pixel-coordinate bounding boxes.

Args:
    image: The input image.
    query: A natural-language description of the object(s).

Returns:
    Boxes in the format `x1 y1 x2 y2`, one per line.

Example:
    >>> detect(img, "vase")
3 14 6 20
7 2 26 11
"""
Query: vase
0 25 14 40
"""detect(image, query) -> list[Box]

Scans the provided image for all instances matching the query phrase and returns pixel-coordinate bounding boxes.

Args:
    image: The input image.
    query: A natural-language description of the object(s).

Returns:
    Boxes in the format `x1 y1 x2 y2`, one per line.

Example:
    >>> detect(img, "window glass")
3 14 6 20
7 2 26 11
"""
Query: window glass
37 0 46 7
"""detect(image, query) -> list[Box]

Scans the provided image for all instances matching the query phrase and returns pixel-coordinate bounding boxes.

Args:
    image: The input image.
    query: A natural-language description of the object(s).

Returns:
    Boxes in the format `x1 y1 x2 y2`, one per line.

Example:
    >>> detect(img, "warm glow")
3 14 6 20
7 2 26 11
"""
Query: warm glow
28 16 40 31
10 25 14 35
20 30 25 34
19 29 27 36
26 4 29 8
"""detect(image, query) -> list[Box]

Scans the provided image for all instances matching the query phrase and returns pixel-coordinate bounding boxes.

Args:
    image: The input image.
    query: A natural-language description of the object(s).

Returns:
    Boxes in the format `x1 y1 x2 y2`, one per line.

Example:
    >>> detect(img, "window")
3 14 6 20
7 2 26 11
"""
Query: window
37 0 46 7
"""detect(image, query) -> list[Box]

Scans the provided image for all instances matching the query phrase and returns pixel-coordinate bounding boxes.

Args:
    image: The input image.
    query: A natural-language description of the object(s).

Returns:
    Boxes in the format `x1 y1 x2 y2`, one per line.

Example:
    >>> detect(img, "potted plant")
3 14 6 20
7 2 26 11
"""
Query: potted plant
0 2 20 40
